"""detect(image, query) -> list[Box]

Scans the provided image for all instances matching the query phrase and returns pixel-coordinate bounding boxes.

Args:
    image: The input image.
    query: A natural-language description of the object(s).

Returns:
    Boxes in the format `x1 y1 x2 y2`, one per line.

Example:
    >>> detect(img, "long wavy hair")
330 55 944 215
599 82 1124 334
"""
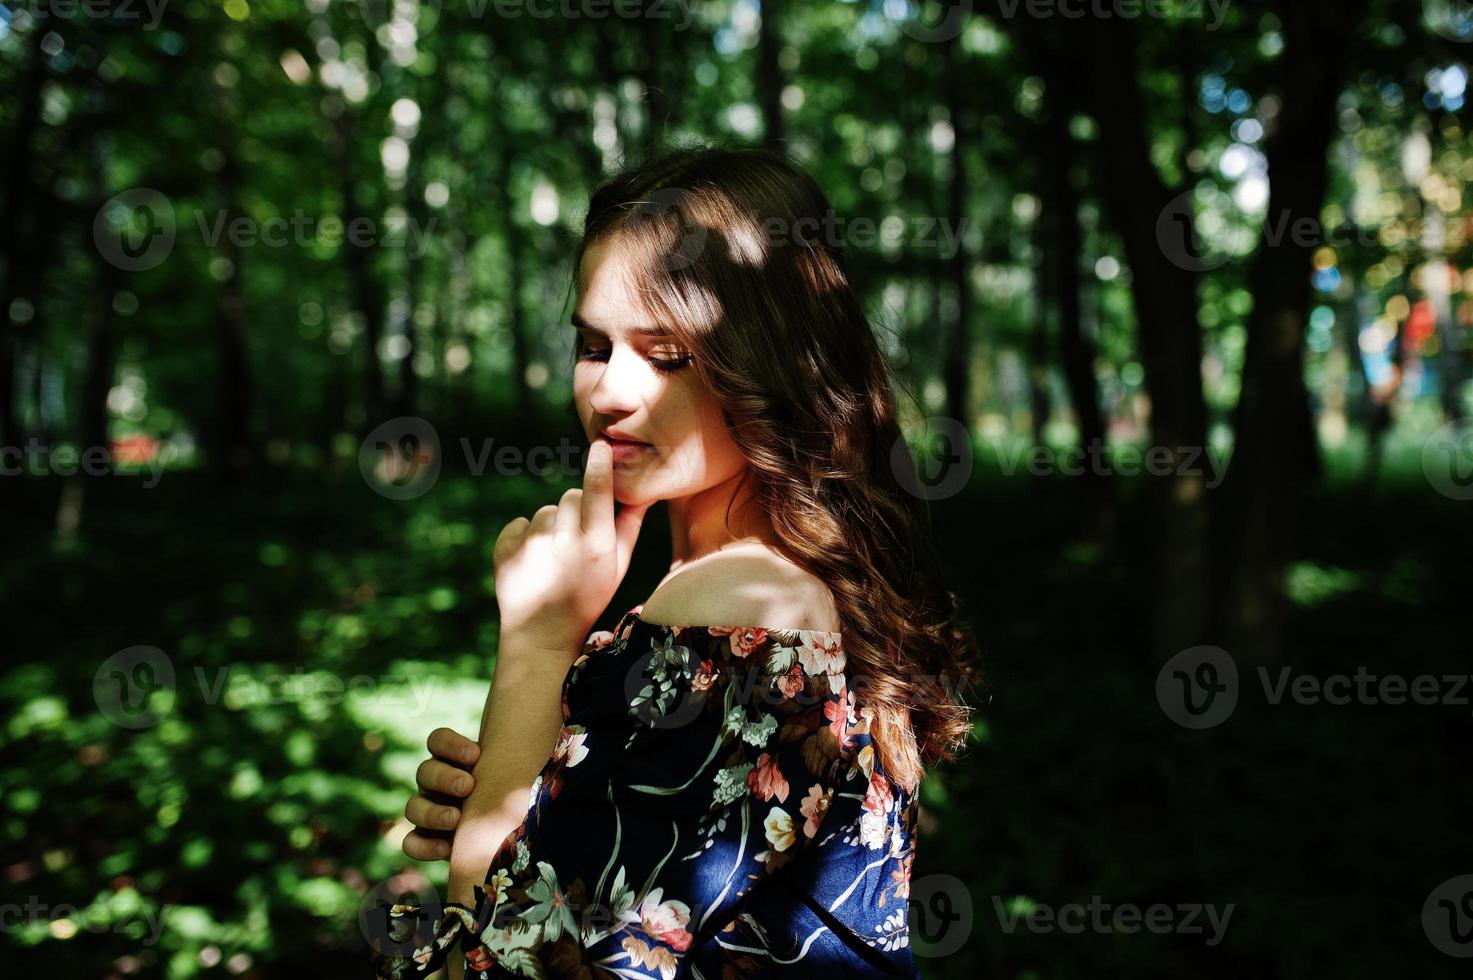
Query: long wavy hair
570 143 982 793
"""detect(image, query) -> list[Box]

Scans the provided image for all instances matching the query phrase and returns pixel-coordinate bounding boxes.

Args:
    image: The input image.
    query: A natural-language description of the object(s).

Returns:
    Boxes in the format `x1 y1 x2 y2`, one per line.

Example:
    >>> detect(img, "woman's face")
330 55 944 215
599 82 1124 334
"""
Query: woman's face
572 239 748 506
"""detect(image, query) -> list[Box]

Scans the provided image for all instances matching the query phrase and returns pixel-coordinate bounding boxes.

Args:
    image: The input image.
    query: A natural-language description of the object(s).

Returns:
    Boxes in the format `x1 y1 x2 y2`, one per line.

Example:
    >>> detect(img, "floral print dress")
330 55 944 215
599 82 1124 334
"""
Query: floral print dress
372 605 919 979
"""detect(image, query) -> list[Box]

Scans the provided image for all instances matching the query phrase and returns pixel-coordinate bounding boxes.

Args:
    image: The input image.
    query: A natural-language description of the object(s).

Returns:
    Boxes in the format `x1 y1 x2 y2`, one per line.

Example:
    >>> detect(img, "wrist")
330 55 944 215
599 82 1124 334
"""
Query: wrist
496 624 584 665
446 874 476 909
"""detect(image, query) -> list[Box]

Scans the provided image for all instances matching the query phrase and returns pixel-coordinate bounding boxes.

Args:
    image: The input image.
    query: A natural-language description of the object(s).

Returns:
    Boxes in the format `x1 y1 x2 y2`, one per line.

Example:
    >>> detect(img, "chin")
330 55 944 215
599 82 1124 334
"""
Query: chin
612 476 658 508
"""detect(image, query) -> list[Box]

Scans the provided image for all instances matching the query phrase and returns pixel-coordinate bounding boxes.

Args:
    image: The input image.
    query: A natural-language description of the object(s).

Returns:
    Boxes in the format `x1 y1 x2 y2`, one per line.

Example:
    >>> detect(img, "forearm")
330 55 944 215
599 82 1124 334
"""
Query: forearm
447 633 579 905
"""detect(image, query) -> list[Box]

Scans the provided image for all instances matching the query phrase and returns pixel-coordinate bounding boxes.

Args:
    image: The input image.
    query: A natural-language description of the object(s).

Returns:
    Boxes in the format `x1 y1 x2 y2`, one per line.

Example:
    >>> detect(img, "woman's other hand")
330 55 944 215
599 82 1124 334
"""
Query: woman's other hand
401 727 480 861
491 438 651 656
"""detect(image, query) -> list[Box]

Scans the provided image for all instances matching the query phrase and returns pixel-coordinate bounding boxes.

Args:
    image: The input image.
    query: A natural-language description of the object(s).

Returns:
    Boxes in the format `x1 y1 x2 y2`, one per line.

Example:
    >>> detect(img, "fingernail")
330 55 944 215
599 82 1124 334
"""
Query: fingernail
442 808 458 828
436 842 450 858
461 747 476 764
452 776 469 795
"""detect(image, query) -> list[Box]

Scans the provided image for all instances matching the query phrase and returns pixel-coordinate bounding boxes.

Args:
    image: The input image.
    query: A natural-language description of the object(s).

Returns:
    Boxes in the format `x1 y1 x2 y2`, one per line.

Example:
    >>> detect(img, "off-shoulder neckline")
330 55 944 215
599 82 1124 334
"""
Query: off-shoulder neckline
619 606 843 638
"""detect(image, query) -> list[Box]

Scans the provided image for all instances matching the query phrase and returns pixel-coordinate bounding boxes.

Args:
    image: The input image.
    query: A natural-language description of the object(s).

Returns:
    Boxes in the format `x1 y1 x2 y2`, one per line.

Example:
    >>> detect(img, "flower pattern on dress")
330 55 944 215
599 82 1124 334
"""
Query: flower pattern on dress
370 605 920 979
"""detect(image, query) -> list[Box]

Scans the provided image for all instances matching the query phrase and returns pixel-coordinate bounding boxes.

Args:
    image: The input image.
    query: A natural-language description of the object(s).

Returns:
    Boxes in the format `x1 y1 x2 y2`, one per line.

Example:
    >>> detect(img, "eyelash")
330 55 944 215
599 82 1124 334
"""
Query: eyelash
575 340 693 374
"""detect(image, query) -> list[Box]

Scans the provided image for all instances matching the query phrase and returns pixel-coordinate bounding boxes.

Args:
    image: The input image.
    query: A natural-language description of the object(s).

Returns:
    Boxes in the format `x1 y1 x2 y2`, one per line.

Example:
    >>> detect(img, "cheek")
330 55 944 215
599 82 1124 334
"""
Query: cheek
571 378 591 421
685 399 746 481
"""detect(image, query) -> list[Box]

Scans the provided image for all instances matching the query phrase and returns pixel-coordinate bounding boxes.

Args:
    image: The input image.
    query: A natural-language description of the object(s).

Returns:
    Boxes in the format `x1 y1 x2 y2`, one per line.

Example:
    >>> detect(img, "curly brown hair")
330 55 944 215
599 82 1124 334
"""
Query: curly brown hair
570 142 983 793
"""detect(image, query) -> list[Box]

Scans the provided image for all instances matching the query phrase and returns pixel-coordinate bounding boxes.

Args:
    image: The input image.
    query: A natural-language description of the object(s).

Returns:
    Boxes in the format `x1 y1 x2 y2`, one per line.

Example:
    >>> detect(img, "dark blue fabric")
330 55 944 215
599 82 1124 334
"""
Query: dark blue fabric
372 607 920 979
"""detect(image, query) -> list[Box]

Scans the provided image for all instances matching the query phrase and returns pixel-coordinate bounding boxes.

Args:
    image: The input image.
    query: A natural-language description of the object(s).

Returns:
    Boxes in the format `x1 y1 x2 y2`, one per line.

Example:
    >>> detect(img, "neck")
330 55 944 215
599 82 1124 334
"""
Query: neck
665 468 778 571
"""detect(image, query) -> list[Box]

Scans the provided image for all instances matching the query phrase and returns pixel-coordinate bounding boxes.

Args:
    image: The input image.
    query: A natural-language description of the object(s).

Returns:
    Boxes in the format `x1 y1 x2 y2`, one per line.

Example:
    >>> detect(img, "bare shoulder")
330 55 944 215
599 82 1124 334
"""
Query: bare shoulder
639 543 842 633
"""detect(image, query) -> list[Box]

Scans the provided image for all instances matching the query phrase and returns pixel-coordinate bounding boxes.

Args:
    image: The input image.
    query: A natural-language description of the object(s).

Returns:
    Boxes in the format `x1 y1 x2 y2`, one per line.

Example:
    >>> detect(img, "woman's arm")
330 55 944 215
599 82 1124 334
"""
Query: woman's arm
446 632 581 908
433 440 648 978
438 635 581 980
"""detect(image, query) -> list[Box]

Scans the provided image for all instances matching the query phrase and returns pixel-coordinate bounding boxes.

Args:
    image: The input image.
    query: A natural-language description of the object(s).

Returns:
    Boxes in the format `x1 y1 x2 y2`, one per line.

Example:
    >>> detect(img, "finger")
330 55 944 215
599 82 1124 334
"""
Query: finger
402 829 453 862
427 727 480 766
417 758 474 797
405 794 462 831
492 517 529 567
529 502 558 532
581 438 614 539
613 500 653 581
554 487 583 536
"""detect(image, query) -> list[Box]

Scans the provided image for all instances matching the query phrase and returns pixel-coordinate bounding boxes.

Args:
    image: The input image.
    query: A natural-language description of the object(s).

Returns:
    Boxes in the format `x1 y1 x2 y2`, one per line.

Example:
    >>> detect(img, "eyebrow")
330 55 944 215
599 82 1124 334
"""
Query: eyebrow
570 312 672 337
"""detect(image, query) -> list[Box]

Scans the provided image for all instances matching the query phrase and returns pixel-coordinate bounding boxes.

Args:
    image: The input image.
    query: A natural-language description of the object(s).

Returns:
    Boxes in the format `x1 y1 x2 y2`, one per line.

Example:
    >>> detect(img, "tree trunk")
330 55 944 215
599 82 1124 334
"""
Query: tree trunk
638 14 668 154
491 82 535 421
212 145 254 482
82 149 122 458
1043 93 1103 465
757 0 785 149
1216 0 1364 658
397 79 429 420
942 31 972 434
1073 19 1210 658
594 29 627 165
333 111 387 428
0 26 48 449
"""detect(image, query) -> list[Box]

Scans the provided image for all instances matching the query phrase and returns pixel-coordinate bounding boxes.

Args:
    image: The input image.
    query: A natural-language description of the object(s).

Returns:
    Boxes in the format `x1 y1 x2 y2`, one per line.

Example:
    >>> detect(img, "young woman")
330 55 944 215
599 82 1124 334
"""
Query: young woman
374 146 981 979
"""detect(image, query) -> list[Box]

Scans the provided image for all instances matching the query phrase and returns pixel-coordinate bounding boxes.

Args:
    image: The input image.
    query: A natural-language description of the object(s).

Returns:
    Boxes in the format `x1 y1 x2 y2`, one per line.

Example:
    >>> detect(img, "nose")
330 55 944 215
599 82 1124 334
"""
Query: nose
586 343 646 419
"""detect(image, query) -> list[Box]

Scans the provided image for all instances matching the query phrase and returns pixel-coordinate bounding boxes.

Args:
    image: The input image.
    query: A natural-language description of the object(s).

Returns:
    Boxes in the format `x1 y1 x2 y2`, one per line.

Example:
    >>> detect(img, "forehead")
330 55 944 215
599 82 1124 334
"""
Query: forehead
574 241 667 336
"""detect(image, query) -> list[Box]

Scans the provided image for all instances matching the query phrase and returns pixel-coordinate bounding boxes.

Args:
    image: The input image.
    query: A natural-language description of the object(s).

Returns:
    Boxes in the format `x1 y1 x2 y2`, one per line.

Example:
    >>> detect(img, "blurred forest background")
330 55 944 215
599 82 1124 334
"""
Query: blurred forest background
2 0 1471 977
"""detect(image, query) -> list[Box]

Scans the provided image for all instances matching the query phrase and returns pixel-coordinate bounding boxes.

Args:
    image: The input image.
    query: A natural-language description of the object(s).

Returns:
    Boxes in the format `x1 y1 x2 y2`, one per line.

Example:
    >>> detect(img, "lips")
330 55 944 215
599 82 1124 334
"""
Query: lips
600 429 649 445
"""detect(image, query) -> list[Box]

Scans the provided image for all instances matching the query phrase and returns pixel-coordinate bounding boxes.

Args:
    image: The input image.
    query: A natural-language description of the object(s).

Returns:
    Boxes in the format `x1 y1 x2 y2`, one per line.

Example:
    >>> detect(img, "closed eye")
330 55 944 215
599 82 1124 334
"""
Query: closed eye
575 338 692 373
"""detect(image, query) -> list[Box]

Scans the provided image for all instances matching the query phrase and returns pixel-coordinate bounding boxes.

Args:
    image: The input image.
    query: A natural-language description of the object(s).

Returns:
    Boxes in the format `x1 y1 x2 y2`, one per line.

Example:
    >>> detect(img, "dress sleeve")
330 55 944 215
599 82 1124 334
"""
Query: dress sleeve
605 623 911 975
369 620 903 979
367 626 623 980
714 695 919 974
